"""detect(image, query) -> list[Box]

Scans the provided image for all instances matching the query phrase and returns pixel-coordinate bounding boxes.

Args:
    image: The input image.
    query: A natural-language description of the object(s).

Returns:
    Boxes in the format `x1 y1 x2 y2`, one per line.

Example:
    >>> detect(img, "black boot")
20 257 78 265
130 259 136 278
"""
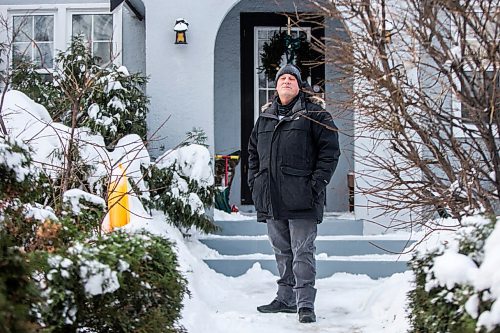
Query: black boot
298 307 316 323
257 300 297 313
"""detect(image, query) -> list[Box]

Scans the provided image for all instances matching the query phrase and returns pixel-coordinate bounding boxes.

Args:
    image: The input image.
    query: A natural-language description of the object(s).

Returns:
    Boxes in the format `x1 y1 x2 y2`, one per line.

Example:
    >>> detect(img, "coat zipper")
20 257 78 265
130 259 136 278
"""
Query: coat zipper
260 108 306 218
267 114 296 219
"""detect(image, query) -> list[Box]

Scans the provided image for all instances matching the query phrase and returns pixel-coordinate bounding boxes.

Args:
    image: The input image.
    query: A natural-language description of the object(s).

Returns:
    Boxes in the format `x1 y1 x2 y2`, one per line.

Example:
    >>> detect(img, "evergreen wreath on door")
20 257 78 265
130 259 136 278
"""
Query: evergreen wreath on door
258 30 313 80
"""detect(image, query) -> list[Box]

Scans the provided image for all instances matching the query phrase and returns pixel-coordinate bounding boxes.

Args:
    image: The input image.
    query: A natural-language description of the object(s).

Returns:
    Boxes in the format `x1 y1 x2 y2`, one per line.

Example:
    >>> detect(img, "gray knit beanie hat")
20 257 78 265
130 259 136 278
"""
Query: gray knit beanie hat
274 64 302 88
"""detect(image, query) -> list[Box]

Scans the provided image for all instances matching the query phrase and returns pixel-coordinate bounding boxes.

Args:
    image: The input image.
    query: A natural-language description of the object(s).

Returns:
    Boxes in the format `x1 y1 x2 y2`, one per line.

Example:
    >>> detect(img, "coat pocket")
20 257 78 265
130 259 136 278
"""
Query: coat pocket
280 166 313 210
251 169 269 213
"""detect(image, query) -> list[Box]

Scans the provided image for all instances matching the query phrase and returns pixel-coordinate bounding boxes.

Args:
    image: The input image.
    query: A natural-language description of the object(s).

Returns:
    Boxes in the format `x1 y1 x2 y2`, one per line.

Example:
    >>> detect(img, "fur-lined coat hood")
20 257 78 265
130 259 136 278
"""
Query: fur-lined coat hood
260 92 326 114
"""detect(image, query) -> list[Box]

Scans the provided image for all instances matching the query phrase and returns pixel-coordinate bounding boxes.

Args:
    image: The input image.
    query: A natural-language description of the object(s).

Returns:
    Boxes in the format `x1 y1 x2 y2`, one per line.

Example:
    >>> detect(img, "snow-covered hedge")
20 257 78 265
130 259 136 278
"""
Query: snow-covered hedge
0 83 192 331
1 34 217 330
408 215 500 332
140 144 217 234
32 230 187 332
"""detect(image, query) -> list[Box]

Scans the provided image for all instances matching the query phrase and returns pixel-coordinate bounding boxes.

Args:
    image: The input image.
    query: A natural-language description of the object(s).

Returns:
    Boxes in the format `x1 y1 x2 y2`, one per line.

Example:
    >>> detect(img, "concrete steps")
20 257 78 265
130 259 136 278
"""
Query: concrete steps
213 217 364 236
200 237 413 256
200 216 414 279
204 258 410 279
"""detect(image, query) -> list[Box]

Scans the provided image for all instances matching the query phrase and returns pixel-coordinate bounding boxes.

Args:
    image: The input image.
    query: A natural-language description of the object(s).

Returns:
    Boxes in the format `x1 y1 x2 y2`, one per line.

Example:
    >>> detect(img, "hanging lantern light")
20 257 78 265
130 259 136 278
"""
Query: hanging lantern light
174 18 189 44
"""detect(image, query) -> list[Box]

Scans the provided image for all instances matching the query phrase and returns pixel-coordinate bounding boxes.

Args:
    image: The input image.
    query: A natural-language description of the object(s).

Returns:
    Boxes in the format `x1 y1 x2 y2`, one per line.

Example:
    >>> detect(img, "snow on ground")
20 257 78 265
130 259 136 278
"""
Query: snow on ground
3 90 413 332
126 210 412 333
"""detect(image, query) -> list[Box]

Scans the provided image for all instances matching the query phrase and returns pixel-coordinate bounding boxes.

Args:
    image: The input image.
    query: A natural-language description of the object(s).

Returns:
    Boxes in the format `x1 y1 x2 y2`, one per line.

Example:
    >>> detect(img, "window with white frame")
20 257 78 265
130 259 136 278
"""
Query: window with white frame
461 70 499 122
254 27 311 121
12 14 54 69
6 4 121 71
459 8 499 123
71 13 114 65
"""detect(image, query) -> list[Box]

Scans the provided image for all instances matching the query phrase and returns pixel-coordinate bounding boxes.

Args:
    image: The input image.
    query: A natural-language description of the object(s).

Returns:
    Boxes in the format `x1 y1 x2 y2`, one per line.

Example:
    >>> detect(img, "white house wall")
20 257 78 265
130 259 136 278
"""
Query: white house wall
339 2 419 234
121 5 145 75
144 0 239 157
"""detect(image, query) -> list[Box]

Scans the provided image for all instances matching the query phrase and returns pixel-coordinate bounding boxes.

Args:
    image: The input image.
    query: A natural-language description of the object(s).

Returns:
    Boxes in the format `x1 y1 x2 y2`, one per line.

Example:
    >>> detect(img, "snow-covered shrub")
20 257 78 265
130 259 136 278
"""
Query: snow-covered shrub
11 34 149 147
62 189 106 232
0 136 54 249
0 135 104 250
32 230 187 333
408 215 499 333
141 165 216 234
23 189 107 252
0 136 39 203
139 143 217 234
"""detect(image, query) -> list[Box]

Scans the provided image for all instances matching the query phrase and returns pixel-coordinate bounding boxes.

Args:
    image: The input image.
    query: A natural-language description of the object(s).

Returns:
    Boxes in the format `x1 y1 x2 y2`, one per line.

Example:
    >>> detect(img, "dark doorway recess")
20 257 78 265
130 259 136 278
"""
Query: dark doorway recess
240 12 325 205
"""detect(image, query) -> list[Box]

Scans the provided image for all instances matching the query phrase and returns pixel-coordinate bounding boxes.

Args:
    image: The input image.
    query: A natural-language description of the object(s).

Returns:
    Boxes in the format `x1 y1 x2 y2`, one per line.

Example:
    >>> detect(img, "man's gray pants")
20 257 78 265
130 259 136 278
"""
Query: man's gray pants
266 218 317 310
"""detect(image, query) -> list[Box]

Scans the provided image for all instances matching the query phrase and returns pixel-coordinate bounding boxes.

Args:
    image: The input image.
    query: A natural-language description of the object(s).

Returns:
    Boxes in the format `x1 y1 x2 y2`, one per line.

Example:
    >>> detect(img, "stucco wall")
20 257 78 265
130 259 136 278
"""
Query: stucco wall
144 0 238 157
122 5 145 75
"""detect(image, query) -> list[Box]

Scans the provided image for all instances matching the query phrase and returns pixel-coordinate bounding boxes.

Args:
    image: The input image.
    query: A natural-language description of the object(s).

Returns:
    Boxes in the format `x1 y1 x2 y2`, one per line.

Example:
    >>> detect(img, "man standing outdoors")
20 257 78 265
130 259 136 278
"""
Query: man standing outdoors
248 64 340 323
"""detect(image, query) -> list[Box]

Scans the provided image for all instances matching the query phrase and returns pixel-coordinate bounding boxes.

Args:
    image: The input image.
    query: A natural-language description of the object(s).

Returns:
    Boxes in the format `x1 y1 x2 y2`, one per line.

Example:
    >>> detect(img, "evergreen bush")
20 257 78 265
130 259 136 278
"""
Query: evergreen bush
32 231 187 333
0 233 38 333
0 136 52 249
141 164 216 234
11 35 149 148
4 33 193 333
408 216 499 333
0 134 189 332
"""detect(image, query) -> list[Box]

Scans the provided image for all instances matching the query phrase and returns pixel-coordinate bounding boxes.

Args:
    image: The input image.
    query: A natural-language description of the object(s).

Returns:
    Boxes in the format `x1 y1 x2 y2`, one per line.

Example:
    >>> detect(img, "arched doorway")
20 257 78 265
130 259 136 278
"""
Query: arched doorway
214 0 353 213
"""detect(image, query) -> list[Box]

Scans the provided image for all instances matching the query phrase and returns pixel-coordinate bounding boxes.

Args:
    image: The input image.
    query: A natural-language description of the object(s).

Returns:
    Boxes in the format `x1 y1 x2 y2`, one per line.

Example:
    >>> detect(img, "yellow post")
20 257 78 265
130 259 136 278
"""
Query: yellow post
108 164 130 230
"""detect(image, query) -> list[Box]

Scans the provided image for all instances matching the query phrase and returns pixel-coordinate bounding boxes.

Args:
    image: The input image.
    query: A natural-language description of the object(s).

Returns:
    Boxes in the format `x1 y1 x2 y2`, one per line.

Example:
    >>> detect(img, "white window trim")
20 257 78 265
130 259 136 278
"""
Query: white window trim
66 7 122 66
1 3 122 71
253 27 312 122
9 11 57 72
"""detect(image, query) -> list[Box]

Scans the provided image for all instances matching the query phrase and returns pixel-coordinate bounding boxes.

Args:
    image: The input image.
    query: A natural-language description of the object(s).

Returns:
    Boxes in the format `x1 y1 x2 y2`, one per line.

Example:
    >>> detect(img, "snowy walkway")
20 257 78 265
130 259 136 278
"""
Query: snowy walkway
132 211 413 333
181 261 411 333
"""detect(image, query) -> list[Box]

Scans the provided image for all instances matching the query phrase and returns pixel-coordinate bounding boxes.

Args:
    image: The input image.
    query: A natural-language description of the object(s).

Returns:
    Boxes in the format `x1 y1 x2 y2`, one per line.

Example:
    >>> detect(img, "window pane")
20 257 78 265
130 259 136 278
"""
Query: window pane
267 89 275 101
257 30 267 39
462 70 499 122
93 14 113 41
72 14 92 40
13 16 32 42
34 43 54 68
13 42 32 64
259 90 267 108
34 15 54 42
270 30 280 39
258 71 266 88
93 41 112 65
268 77 275 88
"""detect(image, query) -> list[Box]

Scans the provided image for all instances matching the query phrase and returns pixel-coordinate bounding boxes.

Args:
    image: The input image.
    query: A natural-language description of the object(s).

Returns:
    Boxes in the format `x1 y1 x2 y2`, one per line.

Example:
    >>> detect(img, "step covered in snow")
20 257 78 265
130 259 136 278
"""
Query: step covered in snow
213 217 364 236
203 258 409 279
199 236 415 256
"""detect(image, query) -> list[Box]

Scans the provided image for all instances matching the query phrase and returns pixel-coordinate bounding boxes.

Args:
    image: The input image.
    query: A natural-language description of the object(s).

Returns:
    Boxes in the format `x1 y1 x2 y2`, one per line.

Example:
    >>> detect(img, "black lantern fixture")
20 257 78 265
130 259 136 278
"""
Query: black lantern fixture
174 18 189 44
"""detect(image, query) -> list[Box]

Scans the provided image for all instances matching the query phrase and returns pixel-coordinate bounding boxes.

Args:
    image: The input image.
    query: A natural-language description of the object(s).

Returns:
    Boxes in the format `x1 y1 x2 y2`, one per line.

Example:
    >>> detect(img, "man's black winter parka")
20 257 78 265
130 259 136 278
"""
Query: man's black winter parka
247 92 341 222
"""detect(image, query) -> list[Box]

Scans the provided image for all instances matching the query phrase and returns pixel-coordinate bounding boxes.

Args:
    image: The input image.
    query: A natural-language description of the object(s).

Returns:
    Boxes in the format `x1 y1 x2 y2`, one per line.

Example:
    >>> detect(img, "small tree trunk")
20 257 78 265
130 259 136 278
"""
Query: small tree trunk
61 99 80 196
0 82 11 135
